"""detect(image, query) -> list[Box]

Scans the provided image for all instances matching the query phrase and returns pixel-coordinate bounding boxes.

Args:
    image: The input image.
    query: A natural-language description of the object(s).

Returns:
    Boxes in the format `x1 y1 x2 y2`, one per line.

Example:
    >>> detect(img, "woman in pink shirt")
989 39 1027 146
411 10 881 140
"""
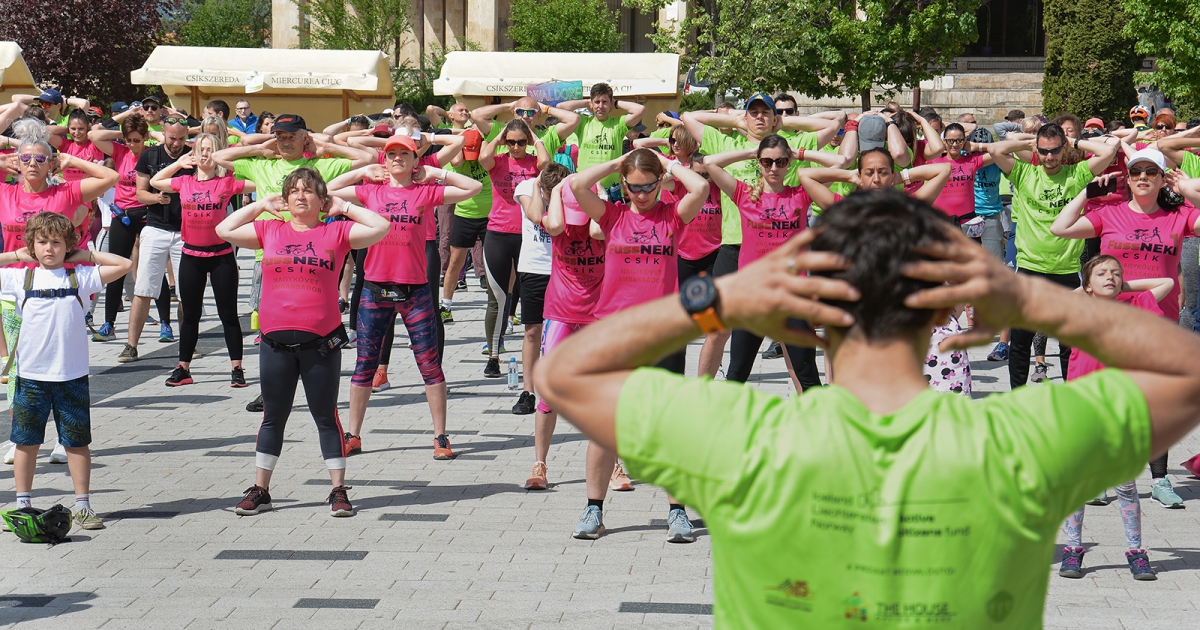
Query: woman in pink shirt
477 120 550 377
150 133 255 389
567 147 709 542
216 167 388 518
51 110 107 244
327 134 481 461
930 122 995 227
706 135 823 393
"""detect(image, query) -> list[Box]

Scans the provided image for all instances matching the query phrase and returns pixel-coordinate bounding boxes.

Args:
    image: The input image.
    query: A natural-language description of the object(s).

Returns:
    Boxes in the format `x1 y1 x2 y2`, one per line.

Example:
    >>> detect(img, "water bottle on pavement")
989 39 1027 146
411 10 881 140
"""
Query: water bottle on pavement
507 357 519 390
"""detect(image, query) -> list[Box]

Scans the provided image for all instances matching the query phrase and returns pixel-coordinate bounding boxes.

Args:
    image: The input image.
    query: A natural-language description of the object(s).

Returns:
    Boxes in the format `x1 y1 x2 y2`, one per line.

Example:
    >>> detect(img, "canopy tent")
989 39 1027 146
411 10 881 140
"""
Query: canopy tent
0 42 39 105
130 46 395 129
435 52 681 126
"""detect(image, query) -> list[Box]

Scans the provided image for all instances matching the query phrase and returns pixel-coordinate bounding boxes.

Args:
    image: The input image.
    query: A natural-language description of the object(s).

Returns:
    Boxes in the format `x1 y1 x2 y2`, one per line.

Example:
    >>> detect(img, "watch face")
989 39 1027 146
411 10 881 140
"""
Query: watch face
681 274 716 311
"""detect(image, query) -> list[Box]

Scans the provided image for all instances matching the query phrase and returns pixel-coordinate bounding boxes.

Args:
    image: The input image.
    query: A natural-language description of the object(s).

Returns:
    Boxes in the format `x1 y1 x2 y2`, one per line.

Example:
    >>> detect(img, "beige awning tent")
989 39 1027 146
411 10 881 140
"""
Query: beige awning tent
435 52 681 125
131 46 395 129
0 42 39 105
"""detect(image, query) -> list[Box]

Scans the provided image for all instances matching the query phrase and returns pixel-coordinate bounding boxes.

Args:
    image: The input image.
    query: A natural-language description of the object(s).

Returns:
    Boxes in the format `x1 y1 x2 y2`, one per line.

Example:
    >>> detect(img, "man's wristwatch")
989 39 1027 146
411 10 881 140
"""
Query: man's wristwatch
680 272 725 334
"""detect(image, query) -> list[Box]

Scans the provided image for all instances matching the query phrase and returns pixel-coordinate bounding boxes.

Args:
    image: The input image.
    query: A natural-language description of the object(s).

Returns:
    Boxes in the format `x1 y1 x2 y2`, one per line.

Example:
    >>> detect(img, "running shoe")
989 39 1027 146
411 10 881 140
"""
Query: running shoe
457 278 467 291
512 391 536 415
1029 362 1048 383
327 485 354 517
234 485 273 515
484 357 502 378
481 342 490 355
1085 490 1108 506
170 285 178 302
73 507 105 530
525 462 548 490
49 443 67 464
117 344 139 363
230 366 247 388
666 508 696 543
1058 546 1085 578
3 443 14 465
572 505 605 539
246 394 264 413
344 432 362 456
159 322 175 343
84 312 96 335
145 314 157 326
987 342 1009 361
511 315 522 327
610 462 633 491
761 341 783 360
433 434 453 460
371 368 390 393
478 277 487 290
439 306 454 324
1125 549 1157 580
338 298 349 314
165 365 193 387
253 334 261 346
346 330 357 349
1151 478 1184 508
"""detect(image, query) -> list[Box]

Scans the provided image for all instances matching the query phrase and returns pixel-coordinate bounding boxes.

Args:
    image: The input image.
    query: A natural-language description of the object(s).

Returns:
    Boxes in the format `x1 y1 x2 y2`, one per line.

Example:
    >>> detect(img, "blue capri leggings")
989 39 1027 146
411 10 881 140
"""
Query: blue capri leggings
352 283 445 387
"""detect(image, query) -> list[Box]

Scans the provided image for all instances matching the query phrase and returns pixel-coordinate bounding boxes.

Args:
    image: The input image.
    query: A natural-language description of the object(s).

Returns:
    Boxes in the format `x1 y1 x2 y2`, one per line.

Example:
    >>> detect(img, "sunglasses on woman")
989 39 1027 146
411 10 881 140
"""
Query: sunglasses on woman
1156 124 1172 131
1128 167 1162 178
624 178 660 193
759 157 791 169
18 153 50 164
505 138 528 147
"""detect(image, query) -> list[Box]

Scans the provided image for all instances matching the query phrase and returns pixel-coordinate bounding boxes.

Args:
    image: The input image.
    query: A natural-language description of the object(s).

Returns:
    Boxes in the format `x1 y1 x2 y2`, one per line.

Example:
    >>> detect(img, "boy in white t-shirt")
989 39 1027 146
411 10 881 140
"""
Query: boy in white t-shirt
3 212 132 530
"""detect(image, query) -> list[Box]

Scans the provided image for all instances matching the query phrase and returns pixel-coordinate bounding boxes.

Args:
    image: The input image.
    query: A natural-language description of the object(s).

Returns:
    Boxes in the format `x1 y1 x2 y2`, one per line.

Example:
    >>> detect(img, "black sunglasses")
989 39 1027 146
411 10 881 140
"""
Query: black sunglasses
759 157 791 169
777 107 796 116
1036 145 1064 156
624 178 660 193
505 139 528 147
1156 124 1172 130
1128 167 1162 178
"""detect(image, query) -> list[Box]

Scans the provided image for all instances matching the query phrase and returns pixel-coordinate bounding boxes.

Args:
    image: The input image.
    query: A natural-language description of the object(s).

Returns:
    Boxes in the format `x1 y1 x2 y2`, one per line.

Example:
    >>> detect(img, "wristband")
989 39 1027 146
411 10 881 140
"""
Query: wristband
901 168 911 185
666 161 676 178
796 147 806 162
540 103 549 115
844 119 859 133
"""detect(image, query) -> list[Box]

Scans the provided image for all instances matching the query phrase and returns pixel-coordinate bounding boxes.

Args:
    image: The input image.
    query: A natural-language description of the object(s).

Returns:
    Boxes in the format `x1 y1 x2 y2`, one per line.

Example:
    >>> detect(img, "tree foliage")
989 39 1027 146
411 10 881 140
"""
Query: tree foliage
0 0 160 105
509 0 623 53
300 0 412 57
1123 0 1200 110
394 39 482 112
1043 0 1139 120
165 0 272 49
625 0 980 100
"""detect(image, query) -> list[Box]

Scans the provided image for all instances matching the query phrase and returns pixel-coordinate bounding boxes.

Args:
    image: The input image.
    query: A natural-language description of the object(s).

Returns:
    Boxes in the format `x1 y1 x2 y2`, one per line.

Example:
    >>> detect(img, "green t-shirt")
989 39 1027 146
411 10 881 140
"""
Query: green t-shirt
232 156 354 261
649 127 672 155
812 143 856 214
780 130 820 187
617 368 1150 629
575 114 630 187
445 157 494 220
1179 151 1200 179
1007 159 1095 274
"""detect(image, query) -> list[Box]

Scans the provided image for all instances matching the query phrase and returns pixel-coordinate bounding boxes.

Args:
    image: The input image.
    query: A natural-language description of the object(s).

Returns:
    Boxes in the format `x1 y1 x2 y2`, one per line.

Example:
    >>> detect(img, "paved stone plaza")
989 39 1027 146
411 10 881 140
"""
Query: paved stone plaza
1 251 1197 628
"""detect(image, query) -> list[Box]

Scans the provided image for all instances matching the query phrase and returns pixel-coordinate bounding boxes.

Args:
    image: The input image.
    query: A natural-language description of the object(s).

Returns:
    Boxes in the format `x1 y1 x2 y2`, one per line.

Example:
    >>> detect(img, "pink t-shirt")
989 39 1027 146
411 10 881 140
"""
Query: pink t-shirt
544 222 605 325
931 153 984 217
419 155 440 241
255 219 353 335
1086 201 1199 315
1067 291 1163 379
486 154 540 234
0 181 83 253
662 179 722 261
594 200 684 319
109 143 146 211
355 181 445 284
59 139 105 182
172 175 245 256
732 180 809 268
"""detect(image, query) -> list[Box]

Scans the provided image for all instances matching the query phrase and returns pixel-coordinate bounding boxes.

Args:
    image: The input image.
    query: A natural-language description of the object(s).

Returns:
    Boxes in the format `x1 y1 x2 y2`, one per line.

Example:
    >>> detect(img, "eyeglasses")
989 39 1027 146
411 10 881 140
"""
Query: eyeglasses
759 157 791 169
1156 124 1172 130
515 108 537 118
944 138 965 145
236 106 251 111
162 117 186 125
1036 145 1064 156
624 178 660 193
1128 167 1162 178
18 153 49 164
777 107 796 116
505 139 528 147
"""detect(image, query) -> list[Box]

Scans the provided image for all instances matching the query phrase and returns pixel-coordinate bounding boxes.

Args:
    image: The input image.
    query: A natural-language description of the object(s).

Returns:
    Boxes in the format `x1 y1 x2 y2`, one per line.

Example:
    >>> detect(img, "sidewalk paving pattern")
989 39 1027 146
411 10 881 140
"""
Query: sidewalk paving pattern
2 251 1197 628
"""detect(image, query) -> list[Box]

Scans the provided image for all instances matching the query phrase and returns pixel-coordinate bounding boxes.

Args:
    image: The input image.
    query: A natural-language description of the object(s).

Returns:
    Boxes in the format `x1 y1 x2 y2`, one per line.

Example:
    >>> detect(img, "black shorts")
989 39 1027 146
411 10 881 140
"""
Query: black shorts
713 244 741 277
518 272 550 325
450 216 489 249
678 249 720 283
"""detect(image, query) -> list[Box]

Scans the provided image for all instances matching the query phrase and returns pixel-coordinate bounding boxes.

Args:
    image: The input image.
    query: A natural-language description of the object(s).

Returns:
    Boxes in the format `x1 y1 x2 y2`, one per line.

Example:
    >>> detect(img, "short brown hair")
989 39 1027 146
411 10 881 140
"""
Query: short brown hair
24 212 78 252
281 167 328 201
538 163 571 194
1081 254 1121 292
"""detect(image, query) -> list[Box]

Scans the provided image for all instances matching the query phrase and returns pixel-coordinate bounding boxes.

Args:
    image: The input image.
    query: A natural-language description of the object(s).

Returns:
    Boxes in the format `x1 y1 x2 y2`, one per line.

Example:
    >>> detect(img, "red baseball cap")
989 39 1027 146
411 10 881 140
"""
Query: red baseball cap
1084 117 1104 129
371 123 393 138
382 134 418 155
462 128 483 161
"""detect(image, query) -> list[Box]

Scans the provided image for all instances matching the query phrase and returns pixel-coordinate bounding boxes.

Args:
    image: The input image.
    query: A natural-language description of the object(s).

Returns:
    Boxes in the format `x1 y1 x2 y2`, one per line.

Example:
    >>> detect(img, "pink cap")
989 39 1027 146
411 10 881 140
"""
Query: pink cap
1084 117 1104 129
560 176 591 226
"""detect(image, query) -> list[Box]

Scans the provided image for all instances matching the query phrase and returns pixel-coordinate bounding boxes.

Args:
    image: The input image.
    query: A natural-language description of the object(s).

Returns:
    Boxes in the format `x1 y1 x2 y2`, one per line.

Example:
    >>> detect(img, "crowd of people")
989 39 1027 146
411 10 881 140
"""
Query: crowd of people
4 82 1200 624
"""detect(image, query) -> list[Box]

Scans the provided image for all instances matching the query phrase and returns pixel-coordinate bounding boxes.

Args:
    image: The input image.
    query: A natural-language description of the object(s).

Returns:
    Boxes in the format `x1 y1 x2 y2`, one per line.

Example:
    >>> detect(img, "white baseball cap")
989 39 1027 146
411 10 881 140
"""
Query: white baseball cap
1127 148 1166 172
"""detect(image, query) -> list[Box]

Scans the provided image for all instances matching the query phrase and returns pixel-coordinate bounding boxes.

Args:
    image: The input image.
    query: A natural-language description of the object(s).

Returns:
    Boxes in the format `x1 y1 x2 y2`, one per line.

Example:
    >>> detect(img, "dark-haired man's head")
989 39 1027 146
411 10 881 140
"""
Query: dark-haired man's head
1035 123 1069 171
773 93 797 116
811 190 953 345
204 99 230 120
589 83 616 120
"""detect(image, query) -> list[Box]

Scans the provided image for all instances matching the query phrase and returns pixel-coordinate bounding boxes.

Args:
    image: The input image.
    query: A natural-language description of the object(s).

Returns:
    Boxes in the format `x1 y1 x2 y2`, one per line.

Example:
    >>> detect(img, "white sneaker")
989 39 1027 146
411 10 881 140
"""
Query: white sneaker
3 442 15 465
49 443 68 464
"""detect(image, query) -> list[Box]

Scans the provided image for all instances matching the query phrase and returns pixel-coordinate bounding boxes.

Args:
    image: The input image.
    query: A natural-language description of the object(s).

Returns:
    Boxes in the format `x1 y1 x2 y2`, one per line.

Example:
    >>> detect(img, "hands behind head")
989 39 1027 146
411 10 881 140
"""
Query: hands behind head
362 164 387 182
259 194 287 220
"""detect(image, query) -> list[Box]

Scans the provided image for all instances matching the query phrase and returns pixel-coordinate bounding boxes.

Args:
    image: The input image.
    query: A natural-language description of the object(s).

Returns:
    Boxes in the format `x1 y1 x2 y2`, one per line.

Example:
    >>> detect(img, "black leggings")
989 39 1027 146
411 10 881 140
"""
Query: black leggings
727 331 821 389
178 252 243 363
1009 268 1080 388
484 231 522 353
351 241 446 367
103 218 171 325
256 329 345 466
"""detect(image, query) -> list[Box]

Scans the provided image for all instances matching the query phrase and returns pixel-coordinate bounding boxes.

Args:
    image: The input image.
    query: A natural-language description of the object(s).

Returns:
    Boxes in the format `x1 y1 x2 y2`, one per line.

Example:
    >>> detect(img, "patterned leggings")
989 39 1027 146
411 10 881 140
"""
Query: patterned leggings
352 284 444 388
1062 481 1142 549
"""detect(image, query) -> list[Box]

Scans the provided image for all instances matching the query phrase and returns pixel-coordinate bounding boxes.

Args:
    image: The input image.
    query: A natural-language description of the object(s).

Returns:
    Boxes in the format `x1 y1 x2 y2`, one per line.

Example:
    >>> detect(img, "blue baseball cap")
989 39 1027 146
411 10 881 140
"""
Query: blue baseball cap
36 89 63 104
111 102 129 114
665 110 680 120
744 93 777 114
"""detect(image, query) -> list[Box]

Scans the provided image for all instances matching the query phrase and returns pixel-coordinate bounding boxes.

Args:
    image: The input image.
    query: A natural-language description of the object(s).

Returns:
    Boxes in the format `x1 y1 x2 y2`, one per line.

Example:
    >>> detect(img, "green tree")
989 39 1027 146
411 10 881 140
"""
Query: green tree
626 0 979 104
509 0 623 53
300 0 412 58
1123 0 1200 115
171 0 271 48
1043 0 1139 120
394 39 482 111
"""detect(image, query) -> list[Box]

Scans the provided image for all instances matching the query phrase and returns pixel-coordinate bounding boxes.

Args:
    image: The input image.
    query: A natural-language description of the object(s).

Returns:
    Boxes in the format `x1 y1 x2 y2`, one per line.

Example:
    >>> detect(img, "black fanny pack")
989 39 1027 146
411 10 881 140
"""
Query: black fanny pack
262 326 349 358
364 281 419 303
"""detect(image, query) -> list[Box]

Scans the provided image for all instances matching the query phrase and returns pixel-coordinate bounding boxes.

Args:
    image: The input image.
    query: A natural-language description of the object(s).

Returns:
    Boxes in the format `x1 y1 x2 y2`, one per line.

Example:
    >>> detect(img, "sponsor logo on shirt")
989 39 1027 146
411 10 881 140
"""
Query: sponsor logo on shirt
843 591 868 621
986 591 1014 622
1106 228 1181 261
264 241 337 273
624 226 662 244
764 579 812 612
874 599 956 623
189 190 213 204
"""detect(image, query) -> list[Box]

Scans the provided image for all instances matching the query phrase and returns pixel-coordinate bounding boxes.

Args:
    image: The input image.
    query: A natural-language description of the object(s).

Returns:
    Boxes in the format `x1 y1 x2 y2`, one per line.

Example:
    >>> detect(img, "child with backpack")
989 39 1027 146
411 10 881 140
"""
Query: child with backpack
3 212 131 531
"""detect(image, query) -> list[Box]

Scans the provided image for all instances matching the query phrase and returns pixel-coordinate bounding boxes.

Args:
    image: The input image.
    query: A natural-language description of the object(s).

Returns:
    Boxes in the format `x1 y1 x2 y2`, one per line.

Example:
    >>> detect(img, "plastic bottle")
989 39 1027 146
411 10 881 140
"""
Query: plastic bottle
507 357 520 390
250 310 259 331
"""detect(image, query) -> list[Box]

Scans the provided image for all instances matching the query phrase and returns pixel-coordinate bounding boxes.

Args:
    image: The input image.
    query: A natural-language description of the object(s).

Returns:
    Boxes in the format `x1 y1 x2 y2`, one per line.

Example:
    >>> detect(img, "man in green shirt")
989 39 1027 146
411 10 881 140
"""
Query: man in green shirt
558 83 646 187
988 124 1116 388
537 190 1200 629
